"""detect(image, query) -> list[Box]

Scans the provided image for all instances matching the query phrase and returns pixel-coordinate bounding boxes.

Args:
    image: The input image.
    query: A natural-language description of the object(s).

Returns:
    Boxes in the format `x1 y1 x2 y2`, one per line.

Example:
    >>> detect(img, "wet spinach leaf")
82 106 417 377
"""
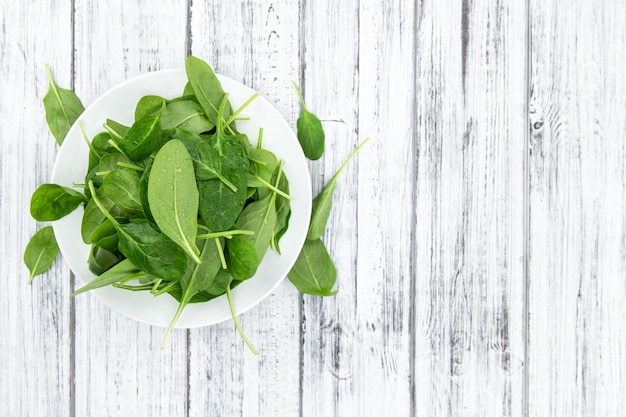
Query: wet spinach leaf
148 139 201 263
235 193 277 261
161 100 214 134
72 259 143 296
135 95 166 120
102 169 143 213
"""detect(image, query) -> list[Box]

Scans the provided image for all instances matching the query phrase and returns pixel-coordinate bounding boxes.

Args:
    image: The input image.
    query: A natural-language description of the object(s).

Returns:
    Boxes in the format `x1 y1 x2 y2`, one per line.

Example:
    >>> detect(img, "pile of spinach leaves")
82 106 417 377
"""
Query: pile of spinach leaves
24 56 368 353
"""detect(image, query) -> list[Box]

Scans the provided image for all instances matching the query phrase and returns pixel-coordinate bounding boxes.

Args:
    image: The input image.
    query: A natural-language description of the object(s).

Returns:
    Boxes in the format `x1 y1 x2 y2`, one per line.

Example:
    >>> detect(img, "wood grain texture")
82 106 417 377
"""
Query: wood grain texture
0 1 74 416
528 1 626 415
188 1 302 416
71 1 189 416
413 0 526 415
299 0 364 415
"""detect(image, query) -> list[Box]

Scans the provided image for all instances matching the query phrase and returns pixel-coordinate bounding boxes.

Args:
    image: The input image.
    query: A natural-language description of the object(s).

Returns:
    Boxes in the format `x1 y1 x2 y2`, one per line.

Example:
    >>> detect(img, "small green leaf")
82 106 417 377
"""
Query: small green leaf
135 95 166 120
287 239 337 296
226 235 259 281
30 183 86 221
161 100 214 134
24 226 59 284
43 65 85 145
102 169 143 213
293 82 324 160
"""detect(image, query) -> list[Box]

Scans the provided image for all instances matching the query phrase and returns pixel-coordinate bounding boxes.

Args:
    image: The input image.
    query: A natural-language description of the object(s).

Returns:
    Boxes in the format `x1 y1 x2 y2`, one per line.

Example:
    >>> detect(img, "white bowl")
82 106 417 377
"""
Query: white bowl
52 70 311 328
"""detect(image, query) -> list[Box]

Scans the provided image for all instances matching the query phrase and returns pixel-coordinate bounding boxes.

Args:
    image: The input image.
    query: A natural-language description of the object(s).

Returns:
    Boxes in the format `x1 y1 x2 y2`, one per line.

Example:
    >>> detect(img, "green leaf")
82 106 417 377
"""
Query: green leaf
161 239 223 348
119 111 164 161
182 81 195 97
43 65 85 145
307 138 370 240
185 56 232 126
287 239 337 296
88 182 188 280
23 226 59 284
293 82 324 160
235 193 277 261
104 119 130 140
138 158 155 223
135 95 166 120
273 172 291 253
226 235 259 281
89 219 119 252
161 100 214 134
30 183 86 221
148 139 201 263
72 259 142 296
87 245 121 275
102 169 143 213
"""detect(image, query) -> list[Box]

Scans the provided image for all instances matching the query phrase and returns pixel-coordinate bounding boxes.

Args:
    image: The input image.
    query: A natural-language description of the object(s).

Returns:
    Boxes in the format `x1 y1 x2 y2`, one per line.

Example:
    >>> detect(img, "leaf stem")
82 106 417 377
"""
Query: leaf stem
328 138 371 188
226 282 258 355
87 181 119 228
152 280 178 296
117 161 144 172
257 127 263 149
251 174 293 200
225 93 259 127
79 121 100 158
103 122 124 142
197 230 254 240
215 238 227 269
291 81 307 110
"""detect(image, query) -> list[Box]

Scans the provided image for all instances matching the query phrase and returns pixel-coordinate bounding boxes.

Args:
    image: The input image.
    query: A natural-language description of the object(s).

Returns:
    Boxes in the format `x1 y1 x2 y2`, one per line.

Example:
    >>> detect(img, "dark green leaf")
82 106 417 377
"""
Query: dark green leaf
104 119 130 140
226 235 259 281
138 158 155 223
89 219 119 252
148 139 201 262
23 226 59 284
119 111 164 161
235 193 277 261
287 239 337 296
161 238 223 347
88 182 188 280
87 245 121 275
30 183 86 221
293 82 324 160
43 65 85 145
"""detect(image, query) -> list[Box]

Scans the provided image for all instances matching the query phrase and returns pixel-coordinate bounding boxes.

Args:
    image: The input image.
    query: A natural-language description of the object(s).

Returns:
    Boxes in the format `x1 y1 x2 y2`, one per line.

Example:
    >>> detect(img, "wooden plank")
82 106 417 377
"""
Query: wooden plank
301 1 394 416
528 1 626 415
187 2 301 416
0 1 74 416
413 0 526 415
71 2 189 416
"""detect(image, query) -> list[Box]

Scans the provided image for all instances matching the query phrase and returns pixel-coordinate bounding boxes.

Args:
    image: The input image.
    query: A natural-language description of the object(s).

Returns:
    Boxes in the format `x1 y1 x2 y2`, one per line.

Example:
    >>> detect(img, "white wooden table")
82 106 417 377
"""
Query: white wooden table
2 1 625 416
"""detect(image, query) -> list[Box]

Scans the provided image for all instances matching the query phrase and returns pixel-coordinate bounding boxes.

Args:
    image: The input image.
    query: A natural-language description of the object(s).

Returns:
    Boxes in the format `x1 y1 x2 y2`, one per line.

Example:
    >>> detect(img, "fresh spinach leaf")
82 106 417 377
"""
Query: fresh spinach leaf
72 259 143 296
23 226 59 284
226 234 259 281
272 172 291 253
287 239 337 296
147 139 201 263
119 111 164 161
138 158 155 223
293 82 324 160
135 95 166 120
92 132 117 154
88 182 188 280
88 245 121 275
161 100 214 134
103 119 130 140
235 193 277 261
161 238 222 348
30 183 86 221
102 169 143 213
307 138 370 240
43 65 85 145
97 152 133 175
185 56 232 126
182 81 195 98
89 219 119 252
